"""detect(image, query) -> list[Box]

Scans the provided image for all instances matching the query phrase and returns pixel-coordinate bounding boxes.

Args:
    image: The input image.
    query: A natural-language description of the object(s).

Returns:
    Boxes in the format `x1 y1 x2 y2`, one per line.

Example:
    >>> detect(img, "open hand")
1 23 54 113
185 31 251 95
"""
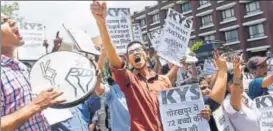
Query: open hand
232 56 241 77
31 88 65 111
90 0 107 24
200 105 211 121
213 49 227 71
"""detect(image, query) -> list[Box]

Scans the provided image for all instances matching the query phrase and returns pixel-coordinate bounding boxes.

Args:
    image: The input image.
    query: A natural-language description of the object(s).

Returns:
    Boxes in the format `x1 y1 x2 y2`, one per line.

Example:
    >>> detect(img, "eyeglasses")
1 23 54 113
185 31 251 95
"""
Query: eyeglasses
200 86 210 90
128 47 143 55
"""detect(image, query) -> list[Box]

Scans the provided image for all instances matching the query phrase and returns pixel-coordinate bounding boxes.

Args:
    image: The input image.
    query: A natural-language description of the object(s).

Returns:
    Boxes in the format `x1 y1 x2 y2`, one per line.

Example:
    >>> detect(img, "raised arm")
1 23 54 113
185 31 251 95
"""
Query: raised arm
165 64 179 83
229 56 242 111
209 50 228 104
1 88 64 131
90 1 123 69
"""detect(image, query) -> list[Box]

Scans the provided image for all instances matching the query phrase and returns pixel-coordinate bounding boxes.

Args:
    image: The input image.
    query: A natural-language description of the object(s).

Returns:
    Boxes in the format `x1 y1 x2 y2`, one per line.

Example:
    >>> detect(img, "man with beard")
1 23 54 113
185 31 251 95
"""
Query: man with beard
1 13 65 131
247 56 273 99
90 2 211 131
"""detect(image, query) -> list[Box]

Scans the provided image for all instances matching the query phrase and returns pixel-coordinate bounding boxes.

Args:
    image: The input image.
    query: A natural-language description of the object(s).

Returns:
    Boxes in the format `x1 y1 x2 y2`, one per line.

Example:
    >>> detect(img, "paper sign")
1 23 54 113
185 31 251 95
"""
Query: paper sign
158 84 211 131
148 28 163 51
132 23 143 43
17 22 46 60
243 73 255 91
106 8 133 54
176 66 203 85
203 59 215 75
213 106 235 131
62 24 100 55
42 108 73 125
253 94 273 131
158 8 193 67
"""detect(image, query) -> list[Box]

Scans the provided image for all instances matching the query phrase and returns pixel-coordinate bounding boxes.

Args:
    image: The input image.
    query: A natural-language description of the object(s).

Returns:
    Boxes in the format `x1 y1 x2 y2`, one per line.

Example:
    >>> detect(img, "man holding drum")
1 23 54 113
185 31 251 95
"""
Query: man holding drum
90 2 211 131
1 13 65 131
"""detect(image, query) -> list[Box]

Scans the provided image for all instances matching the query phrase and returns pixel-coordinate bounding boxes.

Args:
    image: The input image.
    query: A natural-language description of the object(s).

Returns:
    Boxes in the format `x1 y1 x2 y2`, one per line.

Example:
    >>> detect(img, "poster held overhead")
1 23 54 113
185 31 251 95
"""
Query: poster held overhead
62 24 100 55
106 8 133 55
17 22 46 60
132 23 143 43
157 8 193 67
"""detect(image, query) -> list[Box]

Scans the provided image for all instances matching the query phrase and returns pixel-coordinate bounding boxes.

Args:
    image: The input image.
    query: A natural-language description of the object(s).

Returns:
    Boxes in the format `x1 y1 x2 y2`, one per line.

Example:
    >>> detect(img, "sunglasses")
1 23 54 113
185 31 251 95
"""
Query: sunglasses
128 47 143 55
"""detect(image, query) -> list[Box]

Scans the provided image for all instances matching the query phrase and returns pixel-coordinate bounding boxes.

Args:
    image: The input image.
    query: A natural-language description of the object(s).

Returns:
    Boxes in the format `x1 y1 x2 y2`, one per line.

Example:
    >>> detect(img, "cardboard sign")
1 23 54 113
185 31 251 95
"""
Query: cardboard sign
132 23 143 43
18 22 46 60
213 106 235 131
106 8 133 54
253 94 273 131
158 84 211 131
62 24 100 55
158 8 193 67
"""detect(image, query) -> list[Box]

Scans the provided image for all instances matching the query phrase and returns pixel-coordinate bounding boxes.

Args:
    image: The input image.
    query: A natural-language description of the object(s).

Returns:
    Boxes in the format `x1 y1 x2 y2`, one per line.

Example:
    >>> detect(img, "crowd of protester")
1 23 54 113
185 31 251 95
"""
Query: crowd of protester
1 1 273 131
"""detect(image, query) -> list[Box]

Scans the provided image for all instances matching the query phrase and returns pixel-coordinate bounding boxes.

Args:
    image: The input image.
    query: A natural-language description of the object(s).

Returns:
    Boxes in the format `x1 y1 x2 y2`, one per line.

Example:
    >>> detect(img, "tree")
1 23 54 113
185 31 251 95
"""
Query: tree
1 1 23 22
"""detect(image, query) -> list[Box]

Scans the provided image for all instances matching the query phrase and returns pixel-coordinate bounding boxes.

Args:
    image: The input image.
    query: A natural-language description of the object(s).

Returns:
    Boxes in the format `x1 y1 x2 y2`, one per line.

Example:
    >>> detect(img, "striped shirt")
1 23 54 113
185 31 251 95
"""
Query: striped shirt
1 55 51 131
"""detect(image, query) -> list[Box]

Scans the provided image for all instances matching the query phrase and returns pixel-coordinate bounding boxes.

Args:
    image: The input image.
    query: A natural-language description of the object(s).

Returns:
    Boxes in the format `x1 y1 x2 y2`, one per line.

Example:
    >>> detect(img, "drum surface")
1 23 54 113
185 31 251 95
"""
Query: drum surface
30 51 97 108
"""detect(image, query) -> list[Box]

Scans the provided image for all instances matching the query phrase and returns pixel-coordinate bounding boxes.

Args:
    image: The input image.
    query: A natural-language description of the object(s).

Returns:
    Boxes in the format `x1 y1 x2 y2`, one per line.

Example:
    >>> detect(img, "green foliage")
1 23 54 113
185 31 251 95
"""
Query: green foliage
190 40 204 51
1 1 23 22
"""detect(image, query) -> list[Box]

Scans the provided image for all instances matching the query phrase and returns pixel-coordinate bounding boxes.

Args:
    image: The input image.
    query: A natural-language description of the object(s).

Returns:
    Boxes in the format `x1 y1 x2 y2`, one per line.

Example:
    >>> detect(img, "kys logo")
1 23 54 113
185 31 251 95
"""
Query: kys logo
107 8 130 17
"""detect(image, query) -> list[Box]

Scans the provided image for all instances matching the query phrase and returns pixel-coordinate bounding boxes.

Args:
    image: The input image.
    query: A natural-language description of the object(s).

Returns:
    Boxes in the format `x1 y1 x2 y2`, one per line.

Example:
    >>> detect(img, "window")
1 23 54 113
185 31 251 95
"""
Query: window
201 14 213 27
245 1 260 14
221 8 235 21
181 2 192 12
199 0 209 6
204 34 215 42
225 30 238 43
152 14 160 23
140 19 146 27
143 34 148 42
249 24 265 39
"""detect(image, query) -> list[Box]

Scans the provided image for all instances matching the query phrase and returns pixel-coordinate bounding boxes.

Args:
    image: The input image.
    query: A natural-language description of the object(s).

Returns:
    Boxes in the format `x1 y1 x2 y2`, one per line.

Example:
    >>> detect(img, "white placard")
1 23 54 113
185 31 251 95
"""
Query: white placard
158 84 211 131
18 22 46 60
159 57 168 66
42 108 73 125
267 58 273 94
62 24 100 55
243 73 255 91
253 94 273 131
148 28 163 51
213 106 235 131
176 66 203 85
132 23 143 43
158 8 193 67
106 8 133 54
203 59 215 75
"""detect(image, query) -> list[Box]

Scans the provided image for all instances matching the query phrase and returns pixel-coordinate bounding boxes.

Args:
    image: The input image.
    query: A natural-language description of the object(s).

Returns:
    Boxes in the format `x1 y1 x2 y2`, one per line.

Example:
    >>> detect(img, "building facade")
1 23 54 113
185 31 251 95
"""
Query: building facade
131 0 273 60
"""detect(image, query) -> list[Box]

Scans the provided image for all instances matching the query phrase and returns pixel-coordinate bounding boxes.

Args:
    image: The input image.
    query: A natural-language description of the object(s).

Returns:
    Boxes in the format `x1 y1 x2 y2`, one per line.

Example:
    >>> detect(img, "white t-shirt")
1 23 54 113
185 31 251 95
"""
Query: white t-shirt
223 93 261 131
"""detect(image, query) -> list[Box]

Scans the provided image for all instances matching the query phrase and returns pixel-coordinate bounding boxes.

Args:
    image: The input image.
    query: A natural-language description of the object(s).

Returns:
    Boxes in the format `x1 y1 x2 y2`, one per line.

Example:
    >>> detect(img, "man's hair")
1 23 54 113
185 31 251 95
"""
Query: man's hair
199 77 206 84
126 41 146 55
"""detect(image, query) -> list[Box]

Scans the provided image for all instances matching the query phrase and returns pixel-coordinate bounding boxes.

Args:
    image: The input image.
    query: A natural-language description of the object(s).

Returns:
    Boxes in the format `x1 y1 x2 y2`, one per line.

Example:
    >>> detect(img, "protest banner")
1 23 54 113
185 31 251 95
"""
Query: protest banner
132 23 143 43
243 73 255 91
158 84 211 131
213 106 235 131
203 59 215 75
62 24 101 55
176 66 203 85
106 8 133 54
17 22 46 60
158 8 193 67
253 94 273 131
148 28 163 51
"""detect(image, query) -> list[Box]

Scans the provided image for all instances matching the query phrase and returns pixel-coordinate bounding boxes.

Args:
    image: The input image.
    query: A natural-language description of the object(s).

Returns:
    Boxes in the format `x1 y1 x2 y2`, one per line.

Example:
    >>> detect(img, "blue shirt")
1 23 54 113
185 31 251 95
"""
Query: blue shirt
51 103 90 131
100 83 130 131
248 77 268 99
